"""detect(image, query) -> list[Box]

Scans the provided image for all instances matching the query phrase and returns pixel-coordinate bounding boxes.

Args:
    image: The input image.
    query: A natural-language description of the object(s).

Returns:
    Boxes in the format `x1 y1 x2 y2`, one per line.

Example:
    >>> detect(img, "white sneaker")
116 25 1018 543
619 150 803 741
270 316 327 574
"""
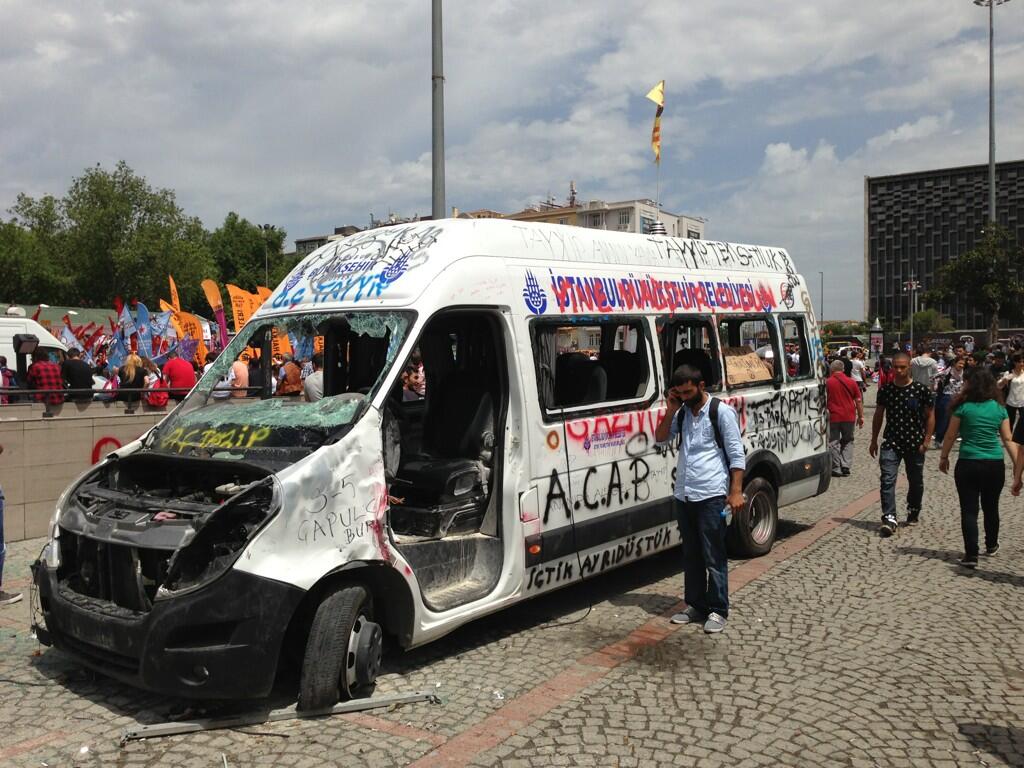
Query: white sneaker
670 606 705 625
703 612 727 634
0 590 22 606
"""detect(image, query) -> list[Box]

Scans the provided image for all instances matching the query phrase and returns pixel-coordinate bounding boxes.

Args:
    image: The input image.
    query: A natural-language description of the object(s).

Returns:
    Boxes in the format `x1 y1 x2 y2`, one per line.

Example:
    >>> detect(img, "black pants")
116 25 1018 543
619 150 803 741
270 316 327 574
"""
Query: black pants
1007 405 1022 433
954 459 1003 558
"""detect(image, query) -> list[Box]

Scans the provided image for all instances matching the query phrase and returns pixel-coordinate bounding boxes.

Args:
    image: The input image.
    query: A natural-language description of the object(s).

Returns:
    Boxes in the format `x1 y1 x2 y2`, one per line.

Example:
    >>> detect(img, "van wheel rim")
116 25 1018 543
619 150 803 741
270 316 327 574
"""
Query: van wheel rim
748 492 774 545
346 614 383 692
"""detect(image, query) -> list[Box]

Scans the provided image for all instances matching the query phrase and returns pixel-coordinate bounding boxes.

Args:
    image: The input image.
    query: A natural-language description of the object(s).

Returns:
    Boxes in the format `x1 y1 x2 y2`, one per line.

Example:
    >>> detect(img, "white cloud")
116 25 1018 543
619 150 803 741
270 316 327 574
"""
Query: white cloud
0 0 1023 321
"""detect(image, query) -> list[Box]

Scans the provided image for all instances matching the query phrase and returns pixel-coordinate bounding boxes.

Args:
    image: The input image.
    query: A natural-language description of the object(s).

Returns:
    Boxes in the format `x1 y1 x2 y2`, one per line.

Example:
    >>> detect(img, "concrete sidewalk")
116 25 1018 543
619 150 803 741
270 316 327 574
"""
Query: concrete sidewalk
1 394 1022 767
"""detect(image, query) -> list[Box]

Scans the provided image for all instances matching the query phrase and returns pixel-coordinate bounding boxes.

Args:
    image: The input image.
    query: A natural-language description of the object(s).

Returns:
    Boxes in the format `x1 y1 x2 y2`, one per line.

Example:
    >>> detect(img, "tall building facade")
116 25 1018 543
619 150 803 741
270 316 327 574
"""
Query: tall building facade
864 159 1024 329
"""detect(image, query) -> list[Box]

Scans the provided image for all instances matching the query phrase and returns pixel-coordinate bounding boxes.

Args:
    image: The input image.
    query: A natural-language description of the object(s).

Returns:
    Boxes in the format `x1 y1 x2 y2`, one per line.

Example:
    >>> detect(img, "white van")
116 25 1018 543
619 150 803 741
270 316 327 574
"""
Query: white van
33 219 829 708
0 315 68 368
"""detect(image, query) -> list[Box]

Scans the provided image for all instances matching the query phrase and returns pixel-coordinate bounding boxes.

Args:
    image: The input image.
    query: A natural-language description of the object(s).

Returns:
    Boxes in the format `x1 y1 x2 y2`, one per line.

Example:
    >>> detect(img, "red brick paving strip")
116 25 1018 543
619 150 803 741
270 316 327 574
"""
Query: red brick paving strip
0 731 69 761
405 486 883 768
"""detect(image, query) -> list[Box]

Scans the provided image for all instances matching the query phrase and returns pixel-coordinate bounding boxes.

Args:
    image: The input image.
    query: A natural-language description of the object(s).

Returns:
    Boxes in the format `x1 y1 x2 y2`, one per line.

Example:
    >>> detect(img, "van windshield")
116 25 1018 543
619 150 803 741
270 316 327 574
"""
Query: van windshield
147 310 412 463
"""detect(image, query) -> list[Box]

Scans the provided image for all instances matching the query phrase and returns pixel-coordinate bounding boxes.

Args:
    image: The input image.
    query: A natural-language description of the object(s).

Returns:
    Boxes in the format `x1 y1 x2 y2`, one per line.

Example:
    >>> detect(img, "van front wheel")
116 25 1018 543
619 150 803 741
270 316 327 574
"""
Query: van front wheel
727 477 778 558
297 585 382 711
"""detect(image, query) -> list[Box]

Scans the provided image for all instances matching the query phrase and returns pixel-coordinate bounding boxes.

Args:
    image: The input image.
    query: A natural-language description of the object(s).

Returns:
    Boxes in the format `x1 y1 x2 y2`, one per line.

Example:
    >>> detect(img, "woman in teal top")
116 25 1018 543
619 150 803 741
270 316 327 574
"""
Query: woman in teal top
939 368 1017 568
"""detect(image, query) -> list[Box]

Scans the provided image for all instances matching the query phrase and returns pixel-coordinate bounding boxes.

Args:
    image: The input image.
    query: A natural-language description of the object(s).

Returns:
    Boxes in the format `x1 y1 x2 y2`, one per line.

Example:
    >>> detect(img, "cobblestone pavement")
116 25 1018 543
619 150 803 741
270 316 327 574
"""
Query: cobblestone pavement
1 392 1023 767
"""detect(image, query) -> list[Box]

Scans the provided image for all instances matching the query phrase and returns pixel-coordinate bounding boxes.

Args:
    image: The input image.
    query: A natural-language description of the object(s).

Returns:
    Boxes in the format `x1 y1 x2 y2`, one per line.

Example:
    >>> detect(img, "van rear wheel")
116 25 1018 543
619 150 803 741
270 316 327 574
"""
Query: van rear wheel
727 477 778 557
297 585 382 711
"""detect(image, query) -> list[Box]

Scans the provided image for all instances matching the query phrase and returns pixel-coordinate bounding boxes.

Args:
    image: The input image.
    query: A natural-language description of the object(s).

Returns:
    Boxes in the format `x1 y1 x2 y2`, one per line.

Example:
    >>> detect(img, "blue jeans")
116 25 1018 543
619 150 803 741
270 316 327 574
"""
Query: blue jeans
879 447 924 521
675 496 729 618
934 393 952 442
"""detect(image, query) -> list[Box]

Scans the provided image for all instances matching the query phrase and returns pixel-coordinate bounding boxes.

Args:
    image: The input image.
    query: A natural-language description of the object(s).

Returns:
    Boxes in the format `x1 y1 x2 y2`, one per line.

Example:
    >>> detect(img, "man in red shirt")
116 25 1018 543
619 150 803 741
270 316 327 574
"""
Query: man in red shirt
26 352 64 405
826 359 864 477
162 350 197 402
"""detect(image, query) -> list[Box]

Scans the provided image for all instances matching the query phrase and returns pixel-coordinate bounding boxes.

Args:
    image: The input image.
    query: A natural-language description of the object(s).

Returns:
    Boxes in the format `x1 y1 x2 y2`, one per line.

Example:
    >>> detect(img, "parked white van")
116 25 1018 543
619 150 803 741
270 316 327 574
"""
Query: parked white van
0 313 68 368
33 219 829 708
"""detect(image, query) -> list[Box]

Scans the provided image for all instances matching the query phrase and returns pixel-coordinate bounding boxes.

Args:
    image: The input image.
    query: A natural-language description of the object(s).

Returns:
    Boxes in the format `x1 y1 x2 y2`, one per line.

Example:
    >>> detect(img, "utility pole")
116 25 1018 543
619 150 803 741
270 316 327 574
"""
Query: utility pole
431 0 445 220
974 0 1012 223
904 274 921 350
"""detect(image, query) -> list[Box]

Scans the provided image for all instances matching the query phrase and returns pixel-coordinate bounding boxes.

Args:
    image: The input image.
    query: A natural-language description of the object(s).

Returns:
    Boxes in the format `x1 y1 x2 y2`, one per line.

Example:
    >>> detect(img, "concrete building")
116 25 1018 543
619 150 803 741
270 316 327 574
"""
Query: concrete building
864 159 1024 330
294 225 365 258
505 197 704 238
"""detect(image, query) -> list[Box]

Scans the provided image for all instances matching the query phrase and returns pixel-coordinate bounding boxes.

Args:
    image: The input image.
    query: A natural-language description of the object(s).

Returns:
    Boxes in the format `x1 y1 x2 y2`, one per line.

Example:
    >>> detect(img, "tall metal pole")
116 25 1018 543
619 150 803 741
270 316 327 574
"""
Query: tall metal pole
431 0 446 220
988 0 996 222
975 0 1012 223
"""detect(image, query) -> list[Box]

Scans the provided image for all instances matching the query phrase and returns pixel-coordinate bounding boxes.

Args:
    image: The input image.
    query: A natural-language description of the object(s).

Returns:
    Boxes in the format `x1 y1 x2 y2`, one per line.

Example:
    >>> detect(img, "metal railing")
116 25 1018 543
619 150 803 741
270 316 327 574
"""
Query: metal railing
0 385 273 417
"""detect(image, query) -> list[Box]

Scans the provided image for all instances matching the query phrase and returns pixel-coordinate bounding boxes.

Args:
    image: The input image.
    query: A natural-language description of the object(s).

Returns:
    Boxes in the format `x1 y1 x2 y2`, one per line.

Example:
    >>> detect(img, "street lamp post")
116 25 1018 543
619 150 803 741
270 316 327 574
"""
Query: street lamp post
904 275 921 350
974 0 1012 223
431 0 445 220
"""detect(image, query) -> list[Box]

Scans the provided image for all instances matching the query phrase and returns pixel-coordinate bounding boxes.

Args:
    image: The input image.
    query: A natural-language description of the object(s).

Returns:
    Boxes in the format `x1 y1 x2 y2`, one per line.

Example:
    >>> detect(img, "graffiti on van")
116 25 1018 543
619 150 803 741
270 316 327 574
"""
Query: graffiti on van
511 225 796 276
743 387 827 453
560 409 666 454
534 271 778 316
526 524 679 591
271 224 442 308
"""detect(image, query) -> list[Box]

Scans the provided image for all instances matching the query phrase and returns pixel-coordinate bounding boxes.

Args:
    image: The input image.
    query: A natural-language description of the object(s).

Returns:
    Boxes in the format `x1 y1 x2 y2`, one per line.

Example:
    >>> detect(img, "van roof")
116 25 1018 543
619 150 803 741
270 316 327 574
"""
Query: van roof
256 218 797 319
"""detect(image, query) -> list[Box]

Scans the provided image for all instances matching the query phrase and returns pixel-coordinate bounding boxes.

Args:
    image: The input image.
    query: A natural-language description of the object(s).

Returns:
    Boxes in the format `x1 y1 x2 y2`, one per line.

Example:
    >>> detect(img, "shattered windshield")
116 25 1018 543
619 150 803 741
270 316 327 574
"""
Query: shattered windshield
148 311 412 461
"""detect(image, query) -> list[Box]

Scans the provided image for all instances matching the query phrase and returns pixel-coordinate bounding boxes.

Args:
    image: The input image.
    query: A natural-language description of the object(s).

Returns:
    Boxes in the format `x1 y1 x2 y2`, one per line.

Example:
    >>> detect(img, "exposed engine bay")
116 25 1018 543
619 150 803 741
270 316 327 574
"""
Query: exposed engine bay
56 452 277 613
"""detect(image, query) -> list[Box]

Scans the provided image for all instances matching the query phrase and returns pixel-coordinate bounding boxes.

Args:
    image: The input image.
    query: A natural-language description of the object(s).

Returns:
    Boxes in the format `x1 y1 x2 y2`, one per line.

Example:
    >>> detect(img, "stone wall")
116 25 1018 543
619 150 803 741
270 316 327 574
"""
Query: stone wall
0 401 166 542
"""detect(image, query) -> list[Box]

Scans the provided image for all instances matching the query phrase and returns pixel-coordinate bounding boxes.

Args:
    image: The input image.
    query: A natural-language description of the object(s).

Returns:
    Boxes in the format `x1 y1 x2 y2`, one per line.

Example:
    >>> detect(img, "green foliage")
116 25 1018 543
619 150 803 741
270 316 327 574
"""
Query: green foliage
1 161 290 312
902 309 954 335
924 223 1024 344
821 321 869 339
209 213 292 292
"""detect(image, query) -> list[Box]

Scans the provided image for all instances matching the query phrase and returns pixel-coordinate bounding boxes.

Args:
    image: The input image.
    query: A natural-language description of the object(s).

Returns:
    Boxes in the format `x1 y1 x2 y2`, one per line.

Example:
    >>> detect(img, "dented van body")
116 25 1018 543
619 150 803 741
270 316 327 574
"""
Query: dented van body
33 218 829 706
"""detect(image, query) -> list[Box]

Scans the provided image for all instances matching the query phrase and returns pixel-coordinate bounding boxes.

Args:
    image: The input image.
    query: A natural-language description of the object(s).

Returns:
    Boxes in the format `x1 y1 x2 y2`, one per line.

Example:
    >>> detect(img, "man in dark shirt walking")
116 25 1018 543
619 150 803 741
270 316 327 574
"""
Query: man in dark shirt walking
870 352 934 536
61 349 94 402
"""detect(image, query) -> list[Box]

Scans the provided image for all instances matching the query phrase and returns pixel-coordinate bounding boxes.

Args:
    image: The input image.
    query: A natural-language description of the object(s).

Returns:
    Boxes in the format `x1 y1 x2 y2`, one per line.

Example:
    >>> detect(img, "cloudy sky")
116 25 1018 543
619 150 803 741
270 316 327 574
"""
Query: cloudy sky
2 1 1023 319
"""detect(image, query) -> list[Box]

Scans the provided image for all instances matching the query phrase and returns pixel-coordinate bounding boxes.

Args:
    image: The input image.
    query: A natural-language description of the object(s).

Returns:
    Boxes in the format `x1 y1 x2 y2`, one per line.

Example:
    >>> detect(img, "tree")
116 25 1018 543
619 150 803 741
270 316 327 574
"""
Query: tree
0 218 70 303
9 162 217 309
903 309 954 336
925 223 1024 345
209 213 289 292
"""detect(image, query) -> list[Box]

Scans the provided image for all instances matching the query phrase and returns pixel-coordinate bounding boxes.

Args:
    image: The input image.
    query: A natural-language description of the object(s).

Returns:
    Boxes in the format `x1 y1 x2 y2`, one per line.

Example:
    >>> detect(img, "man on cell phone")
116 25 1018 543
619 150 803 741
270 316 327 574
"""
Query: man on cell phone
655 364 745 635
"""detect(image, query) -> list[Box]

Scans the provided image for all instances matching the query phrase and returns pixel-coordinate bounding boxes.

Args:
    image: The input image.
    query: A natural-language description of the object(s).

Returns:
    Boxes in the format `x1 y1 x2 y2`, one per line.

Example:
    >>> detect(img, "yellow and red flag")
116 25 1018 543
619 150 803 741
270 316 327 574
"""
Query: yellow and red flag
646 80 665 164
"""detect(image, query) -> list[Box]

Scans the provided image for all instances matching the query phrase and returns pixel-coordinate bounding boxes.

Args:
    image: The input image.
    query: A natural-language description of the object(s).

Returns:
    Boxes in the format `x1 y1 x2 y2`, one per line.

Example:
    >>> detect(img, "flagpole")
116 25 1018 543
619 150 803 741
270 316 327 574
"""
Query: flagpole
656 159 661 213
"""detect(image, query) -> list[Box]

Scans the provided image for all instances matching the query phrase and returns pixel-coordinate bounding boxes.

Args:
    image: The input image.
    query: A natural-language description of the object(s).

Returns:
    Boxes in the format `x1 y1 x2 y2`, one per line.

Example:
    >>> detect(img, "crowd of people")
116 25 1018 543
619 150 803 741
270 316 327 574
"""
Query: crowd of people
0 347 394 407
826 336 1024 569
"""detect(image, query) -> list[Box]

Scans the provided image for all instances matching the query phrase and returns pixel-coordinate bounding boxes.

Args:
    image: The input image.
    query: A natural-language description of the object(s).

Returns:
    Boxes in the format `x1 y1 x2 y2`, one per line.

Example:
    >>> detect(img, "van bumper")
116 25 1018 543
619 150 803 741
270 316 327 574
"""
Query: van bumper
33 561 304 700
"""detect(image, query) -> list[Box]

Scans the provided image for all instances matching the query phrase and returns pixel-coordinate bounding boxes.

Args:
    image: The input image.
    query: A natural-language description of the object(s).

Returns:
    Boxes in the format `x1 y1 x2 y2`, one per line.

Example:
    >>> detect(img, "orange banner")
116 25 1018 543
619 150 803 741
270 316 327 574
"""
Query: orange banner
178 311 209 367
226 284 257 333
168 275 181 312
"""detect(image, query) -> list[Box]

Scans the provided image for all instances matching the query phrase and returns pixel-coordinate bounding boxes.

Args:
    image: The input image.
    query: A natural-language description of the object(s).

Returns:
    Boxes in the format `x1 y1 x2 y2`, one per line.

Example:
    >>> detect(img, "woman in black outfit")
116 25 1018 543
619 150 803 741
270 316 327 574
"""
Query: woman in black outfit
116 354 148 403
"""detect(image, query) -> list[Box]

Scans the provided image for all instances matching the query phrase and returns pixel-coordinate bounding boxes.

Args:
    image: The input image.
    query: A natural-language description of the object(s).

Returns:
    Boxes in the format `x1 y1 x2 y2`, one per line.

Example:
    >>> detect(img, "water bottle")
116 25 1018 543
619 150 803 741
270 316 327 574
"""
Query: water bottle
722 493 747 527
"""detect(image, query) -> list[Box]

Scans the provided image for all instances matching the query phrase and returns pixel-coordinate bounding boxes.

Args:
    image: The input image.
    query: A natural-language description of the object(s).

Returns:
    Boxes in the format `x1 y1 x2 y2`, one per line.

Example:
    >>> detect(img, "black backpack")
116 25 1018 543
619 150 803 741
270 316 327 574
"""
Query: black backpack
675 396 728 460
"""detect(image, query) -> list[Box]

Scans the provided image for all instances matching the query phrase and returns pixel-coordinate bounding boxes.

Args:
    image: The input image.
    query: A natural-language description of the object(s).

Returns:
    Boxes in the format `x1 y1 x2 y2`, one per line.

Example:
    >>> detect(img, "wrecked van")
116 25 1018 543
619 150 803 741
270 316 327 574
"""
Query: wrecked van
33 218 829 708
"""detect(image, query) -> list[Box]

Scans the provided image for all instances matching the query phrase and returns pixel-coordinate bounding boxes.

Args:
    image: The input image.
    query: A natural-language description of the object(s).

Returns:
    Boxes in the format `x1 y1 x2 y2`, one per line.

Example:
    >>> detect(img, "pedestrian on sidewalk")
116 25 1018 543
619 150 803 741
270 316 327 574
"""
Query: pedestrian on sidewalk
655 364 745 635
910 344 938 388
850 351 867 394
998 352 1024 432
877 357 895 388
939 369 1016 568
826 360 863 477
0 443 22 605
870 352 935 537
934 356 966 445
